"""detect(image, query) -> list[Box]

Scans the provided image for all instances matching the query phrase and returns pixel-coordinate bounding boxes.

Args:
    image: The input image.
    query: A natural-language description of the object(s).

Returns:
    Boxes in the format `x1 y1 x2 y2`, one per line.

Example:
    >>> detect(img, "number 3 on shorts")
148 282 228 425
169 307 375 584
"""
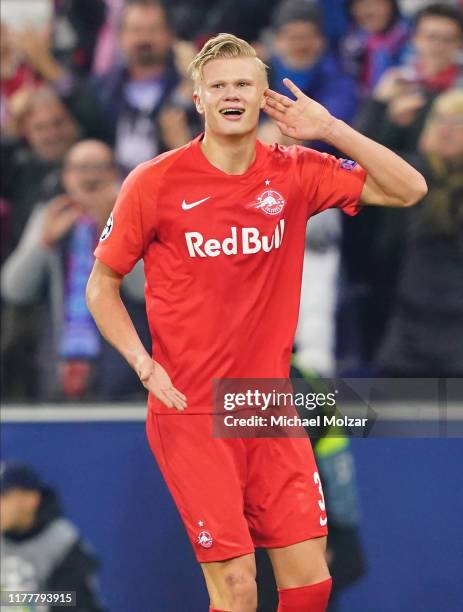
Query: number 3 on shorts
314 471 328 527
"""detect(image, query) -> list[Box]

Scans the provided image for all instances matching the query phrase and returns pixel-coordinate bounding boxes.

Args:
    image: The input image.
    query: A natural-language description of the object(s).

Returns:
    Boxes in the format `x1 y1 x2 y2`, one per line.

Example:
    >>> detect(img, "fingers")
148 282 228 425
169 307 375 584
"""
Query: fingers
151 384 187 411
138 358 188 411
172 388 187 402
168 388 187 411
262 102 288 124
283 78 303 99
264 88 293 108
262 103 292 137
49 195 72 212
264 95 289 115
156 388 174 409
162 387 187 411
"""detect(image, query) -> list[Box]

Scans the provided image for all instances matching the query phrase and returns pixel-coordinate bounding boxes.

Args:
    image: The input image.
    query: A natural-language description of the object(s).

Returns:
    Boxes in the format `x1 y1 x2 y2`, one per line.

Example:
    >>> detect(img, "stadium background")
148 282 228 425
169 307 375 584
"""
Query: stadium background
1 0 462 611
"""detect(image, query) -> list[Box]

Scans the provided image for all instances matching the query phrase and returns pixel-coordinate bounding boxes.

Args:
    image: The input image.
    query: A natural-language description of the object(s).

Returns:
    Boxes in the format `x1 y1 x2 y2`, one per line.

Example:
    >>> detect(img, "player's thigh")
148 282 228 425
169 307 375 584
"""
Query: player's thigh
146 411 254 562
267 536 330 589
201 552 257 607
245 437 328 549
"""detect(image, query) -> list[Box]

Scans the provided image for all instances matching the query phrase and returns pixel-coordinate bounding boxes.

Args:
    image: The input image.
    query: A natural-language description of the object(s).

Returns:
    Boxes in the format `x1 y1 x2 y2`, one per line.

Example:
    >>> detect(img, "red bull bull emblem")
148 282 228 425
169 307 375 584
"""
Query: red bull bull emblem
197 530 213 548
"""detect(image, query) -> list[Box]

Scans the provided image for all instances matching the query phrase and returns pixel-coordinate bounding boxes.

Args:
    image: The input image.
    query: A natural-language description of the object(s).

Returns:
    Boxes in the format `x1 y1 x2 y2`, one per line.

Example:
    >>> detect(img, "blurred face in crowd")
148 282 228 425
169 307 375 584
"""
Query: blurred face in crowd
351 0 395 34
120 4 173 68
421 106 463 161
194 57 267 138
413 16 462 72
275 20 325 69
0 489 40 533
62 140 118 215
23 99 78 162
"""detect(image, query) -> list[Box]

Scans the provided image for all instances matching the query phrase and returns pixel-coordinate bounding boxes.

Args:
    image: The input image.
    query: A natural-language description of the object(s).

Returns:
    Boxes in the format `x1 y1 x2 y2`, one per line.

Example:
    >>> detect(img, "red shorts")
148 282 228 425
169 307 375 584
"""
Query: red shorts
146 410 328 563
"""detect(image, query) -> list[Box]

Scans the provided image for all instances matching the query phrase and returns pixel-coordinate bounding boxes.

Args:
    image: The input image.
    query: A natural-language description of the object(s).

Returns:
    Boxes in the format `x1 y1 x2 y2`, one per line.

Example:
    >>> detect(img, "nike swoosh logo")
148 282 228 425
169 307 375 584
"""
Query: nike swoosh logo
182 196 211 210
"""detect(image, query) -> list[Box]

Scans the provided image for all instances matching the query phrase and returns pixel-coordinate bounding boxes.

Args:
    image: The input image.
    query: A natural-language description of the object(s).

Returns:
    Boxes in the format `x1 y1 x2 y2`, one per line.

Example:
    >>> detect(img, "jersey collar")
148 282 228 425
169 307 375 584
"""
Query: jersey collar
190 133 267 179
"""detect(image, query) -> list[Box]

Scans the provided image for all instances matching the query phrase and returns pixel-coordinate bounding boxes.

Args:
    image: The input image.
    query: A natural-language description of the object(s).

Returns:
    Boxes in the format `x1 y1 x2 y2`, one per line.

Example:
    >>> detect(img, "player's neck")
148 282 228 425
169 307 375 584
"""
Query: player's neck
201 131 257 176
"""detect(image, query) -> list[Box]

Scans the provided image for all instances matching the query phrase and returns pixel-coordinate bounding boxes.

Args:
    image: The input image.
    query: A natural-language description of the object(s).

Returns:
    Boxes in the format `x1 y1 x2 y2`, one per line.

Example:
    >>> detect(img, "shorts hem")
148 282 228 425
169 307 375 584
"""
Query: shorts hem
195 547 255 563
253 528 328 550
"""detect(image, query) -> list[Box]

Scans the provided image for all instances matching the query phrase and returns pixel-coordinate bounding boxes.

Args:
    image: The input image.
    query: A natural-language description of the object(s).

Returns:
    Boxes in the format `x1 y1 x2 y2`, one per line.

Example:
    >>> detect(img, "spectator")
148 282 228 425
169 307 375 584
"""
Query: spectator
341 0 410 96
1 14 112 143
1 1 105 93
0 462 105 611
259 0 357 149
0 87 83 403
1 86 78 250
89 0 185 173
340 3 463 370
1 140 148 401
0 22 43 137
357 3 463 152
377 88 463 376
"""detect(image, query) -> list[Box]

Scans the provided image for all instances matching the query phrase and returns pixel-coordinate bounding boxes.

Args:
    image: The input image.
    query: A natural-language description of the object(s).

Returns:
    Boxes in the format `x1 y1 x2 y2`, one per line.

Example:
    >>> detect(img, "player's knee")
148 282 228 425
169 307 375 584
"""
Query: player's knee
223 570 257 609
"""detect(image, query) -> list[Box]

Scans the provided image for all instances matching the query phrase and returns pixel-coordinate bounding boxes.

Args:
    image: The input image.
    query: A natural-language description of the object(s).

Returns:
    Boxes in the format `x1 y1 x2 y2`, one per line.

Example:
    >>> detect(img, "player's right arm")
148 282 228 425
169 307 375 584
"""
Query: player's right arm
86 260 186 410
87 164 186 410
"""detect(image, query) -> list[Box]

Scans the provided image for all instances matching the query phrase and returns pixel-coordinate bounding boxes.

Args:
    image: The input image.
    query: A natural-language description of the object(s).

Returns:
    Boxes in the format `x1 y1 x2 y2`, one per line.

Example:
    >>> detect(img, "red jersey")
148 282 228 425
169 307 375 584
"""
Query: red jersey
94 135 366 413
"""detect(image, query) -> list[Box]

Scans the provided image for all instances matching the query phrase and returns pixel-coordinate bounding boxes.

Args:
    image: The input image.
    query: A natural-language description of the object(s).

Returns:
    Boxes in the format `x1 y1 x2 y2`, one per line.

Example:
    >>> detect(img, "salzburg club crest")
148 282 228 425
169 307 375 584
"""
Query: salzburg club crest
251 189 286 216
197 530 213 549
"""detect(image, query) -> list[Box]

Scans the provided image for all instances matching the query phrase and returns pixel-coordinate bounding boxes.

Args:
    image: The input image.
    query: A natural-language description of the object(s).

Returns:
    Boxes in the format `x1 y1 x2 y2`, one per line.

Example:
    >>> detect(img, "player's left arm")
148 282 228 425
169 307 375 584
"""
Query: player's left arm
263 79 428 207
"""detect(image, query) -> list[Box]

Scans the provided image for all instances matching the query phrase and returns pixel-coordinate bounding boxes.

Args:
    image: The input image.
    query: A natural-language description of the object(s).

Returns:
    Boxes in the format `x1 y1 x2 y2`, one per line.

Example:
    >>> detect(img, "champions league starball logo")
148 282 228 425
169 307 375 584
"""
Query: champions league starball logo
340 159 358 171
100 213 113 241
251 189 286 216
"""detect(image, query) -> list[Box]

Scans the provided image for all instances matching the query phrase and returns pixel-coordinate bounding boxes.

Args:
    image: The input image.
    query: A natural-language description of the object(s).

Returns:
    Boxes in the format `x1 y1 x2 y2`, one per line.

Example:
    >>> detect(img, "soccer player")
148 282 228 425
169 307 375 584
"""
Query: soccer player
86 34 427 612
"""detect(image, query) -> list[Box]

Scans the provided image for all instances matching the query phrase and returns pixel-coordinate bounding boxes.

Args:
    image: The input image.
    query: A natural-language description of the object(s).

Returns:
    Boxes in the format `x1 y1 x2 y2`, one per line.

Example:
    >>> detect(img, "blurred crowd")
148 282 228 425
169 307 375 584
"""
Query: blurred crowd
1 0 462 402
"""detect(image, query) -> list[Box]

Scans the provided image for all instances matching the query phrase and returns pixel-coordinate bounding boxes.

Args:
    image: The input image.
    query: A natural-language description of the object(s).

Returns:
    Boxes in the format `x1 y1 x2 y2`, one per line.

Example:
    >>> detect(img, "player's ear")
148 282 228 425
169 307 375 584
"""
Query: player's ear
193 91 204 115
259 78 269 109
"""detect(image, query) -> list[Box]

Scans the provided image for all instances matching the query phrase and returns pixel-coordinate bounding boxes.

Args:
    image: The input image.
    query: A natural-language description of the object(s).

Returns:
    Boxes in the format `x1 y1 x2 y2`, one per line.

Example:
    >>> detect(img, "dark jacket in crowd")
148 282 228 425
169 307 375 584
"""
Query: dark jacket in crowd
355 94 435 154
377 155 463 376
53 0 107 75
0 142 62 250
89 60 181 143
169 0 281 42
1 487 105 611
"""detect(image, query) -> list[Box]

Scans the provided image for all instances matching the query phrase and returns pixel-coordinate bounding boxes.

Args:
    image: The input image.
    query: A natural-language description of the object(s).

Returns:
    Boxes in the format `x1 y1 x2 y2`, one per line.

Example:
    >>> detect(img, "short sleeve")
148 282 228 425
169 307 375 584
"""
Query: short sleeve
296 146 367 218
94 165 156 275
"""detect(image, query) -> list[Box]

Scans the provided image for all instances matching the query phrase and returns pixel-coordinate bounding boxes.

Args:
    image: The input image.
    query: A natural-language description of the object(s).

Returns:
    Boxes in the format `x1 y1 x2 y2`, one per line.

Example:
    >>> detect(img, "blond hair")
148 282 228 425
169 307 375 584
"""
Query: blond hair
188 33 268 85
421 89 463 152
430 88 463 118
